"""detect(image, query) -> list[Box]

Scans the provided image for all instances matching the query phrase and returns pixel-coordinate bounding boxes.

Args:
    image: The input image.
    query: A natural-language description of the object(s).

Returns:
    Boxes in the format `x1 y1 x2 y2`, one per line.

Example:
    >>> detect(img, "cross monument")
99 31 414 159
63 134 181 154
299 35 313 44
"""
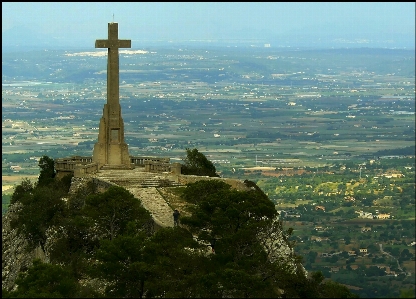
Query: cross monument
93 23 133 169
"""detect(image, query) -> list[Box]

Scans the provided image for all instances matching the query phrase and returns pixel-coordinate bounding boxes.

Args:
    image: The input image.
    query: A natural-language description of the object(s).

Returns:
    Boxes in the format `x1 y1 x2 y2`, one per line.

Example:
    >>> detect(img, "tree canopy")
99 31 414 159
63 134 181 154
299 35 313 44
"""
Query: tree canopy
4 259 79 298
181 148 219 177
37 155 56 186
82 186 152 240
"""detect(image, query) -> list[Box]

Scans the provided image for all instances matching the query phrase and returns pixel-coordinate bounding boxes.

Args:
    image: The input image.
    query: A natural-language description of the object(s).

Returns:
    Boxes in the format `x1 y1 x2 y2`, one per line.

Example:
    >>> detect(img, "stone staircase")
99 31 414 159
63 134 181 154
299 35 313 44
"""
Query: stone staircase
108 177 182 188
92 168 184 228
94 168 183 188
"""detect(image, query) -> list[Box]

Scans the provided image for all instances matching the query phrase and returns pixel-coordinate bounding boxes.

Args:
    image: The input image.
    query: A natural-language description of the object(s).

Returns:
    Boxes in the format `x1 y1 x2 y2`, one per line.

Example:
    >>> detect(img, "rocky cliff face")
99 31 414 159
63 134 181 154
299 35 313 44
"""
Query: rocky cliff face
2 202 47 291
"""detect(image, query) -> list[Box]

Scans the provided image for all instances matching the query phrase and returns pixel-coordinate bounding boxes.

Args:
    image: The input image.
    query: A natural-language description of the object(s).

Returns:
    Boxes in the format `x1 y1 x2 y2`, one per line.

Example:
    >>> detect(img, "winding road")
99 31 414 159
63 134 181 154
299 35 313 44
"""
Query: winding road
378 243 404 273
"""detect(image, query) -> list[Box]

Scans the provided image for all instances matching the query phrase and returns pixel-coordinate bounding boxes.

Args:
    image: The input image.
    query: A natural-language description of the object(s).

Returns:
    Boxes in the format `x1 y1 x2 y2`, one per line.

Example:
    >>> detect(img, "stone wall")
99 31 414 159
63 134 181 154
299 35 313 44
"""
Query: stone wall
173 174 251 191
56 156 179 177
144 161 171 173
55 156 98 178
74 163 99 177
91 178 119 193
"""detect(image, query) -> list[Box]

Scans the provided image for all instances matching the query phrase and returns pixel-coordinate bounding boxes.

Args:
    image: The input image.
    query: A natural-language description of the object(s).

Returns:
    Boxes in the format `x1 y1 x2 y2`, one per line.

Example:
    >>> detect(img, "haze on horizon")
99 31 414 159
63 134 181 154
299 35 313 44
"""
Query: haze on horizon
2 2 415 51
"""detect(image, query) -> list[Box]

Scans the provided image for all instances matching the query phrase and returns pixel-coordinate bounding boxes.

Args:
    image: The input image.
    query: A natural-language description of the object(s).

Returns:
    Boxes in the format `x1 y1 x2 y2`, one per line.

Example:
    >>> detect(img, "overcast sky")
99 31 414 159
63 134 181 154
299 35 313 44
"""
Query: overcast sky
2 2 415 48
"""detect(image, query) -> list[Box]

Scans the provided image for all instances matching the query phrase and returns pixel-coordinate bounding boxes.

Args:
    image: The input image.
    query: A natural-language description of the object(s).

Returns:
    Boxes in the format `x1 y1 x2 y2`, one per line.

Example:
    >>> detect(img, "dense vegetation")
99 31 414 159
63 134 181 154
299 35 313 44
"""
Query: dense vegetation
2 155 359 298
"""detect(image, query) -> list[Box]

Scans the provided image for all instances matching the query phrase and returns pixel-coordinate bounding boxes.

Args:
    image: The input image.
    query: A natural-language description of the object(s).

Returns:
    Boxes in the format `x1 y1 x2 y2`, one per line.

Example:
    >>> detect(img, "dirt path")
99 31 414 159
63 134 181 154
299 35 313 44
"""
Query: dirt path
127 187 174 228
378 243 404 273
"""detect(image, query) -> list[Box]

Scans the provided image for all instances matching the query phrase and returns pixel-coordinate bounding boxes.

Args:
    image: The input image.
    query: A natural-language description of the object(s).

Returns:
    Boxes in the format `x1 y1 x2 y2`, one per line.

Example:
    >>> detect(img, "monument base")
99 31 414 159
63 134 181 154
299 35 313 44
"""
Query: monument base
93 141 132 170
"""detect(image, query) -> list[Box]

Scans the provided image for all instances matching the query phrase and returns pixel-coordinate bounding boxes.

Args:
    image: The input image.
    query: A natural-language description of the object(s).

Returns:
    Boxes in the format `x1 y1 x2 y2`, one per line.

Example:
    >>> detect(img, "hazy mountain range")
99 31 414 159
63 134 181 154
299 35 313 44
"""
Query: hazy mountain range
2 23 414 52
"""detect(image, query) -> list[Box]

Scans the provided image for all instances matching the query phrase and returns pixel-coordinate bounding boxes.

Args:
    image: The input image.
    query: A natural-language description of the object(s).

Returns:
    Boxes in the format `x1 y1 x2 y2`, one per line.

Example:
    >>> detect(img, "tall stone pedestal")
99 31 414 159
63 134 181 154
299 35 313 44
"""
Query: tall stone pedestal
92 22 134 170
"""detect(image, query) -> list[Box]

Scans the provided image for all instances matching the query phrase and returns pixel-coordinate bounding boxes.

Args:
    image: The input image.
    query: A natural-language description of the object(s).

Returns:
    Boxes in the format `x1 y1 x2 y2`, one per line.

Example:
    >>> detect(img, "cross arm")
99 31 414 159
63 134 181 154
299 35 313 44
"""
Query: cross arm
95 39 131 49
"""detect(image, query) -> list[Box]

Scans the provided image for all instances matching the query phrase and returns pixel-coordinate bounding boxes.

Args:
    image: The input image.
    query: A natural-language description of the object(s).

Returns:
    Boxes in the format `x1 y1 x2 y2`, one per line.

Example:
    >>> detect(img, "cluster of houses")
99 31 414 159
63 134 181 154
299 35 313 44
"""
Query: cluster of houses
310 236 330 242
9 165 22 172
344 196 356 202
361 227 372 232
314 226 330 232
327 265 398 276
355 210 391 219
319 248 369 258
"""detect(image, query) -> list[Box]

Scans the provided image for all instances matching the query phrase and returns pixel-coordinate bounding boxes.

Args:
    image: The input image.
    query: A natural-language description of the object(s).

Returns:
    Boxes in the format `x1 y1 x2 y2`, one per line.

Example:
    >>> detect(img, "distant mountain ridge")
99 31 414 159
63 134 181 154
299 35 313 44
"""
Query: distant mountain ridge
2 26 91 52
3 24 414 52
2 26 59 50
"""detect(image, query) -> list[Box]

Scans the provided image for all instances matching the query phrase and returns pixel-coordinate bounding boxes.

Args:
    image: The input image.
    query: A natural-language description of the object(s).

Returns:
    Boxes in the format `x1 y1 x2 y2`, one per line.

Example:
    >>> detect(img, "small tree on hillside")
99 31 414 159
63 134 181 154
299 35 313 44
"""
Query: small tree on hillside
38 155 55 186
181 148 219 177
10 178 34 205
83 186 152 240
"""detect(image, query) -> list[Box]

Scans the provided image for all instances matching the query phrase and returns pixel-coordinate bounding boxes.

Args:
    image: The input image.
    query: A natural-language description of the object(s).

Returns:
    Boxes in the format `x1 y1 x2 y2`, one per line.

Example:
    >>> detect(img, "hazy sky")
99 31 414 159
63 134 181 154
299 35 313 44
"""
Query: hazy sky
2 2 415 48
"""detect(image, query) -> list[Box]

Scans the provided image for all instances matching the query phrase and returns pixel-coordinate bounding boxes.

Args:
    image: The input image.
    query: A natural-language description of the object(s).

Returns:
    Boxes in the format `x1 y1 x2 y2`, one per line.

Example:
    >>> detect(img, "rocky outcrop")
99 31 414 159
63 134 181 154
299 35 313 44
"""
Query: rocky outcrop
2 173 306 292
68 176 92 194
257 217 307 276
2 202 47 291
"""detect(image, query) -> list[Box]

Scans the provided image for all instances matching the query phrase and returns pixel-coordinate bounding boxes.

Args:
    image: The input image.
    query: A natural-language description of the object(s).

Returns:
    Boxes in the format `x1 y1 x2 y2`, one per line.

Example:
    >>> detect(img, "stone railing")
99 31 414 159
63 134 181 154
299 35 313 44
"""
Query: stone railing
55 156 97 178
144 161 181 174
55 156 93 169
55 155 181 176
131 156 181 174
130 156 170 167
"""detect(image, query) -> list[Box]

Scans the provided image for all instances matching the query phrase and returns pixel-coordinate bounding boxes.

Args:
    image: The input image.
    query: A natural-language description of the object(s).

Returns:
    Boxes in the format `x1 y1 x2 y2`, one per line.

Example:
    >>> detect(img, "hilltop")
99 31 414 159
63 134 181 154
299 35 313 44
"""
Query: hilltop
2 153 358 298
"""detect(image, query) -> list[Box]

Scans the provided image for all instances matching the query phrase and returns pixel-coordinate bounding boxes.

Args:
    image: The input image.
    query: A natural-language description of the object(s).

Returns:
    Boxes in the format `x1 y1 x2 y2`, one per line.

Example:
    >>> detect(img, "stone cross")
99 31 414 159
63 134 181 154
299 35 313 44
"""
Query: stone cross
95 22 131 109
93 23 133 169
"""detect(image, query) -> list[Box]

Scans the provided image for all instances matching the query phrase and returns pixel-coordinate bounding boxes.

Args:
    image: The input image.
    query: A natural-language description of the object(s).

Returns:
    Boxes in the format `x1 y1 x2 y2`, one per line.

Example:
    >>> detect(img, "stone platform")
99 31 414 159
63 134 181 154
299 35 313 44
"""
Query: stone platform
93 167 181 188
